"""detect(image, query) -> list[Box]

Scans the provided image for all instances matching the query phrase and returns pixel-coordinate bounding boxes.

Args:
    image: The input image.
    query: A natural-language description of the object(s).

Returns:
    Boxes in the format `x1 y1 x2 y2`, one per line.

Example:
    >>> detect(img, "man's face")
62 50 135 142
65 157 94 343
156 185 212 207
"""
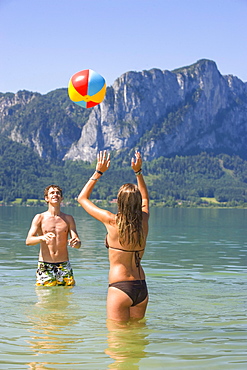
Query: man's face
45 187 63 204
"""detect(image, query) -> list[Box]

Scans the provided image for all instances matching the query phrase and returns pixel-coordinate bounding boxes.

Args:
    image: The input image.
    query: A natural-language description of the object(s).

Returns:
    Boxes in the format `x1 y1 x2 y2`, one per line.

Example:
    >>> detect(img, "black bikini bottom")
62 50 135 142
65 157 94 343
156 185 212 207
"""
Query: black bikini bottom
109 279 148 307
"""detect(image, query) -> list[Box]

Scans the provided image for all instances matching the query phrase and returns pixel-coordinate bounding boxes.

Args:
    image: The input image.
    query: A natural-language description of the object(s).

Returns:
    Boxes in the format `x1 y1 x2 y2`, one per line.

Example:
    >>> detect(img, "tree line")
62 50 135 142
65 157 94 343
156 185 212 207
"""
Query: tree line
0 137 247 206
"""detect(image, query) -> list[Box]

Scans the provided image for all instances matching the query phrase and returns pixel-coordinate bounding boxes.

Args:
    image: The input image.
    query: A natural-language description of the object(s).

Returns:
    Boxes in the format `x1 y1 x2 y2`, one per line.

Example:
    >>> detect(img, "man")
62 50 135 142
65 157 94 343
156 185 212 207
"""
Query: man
26 185 81 286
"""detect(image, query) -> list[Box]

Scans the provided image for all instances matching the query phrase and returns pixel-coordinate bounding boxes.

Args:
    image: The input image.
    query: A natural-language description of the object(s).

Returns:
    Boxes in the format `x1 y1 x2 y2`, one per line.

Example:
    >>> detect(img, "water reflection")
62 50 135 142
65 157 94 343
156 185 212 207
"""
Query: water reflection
26 287 82 370
105 319 149 369
28 362 58 370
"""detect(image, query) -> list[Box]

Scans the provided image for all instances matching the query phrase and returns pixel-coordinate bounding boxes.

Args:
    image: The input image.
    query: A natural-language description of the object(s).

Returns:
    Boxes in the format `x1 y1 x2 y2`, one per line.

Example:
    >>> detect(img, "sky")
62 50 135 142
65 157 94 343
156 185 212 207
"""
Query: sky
0 0 246 94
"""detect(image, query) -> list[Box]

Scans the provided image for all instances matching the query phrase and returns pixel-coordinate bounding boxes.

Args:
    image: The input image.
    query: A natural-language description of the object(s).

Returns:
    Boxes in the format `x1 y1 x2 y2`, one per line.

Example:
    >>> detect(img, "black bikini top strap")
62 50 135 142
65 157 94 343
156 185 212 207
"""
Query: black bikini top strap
106 234 143 278
108 246 144 253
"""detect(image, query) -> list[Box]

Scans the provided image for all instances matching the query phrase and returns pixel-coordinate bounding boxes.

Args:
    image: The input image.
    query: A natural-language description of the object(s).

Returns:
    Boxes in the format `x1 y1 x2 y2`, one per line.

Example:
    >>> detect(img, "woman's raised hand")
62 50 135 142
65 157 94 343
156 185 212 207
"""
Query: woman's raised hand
96 150 111 173
131 151 142 172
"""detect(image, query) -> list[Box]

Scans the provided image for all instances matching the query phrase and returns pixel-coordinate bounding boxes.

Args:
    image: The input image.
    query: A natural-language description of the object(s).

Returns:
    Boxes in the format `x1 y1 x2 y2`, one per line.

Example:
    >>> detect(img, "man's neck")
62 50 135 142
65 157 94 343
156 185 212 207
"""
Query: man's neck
47 204 61 216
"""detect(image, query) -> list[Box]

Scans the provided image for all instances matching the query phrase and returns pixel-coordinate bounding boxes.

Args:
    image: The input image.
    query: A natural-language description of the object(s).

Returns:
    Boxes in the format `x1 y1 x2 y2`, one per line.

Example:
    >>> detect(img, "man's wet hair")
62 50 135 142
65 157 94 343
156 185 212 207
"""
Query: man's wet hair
44 185 63 199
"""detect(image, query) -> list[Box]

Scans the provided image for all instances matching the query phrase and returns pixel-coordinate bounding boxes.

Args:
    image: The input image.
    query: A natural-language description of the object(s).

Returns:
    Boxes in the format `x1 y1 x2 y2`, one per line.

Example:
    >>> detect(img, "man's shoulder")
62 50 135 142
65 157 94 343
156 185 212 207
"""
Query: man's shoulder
33 211 46 220
31 212 45 226
60 212 74 221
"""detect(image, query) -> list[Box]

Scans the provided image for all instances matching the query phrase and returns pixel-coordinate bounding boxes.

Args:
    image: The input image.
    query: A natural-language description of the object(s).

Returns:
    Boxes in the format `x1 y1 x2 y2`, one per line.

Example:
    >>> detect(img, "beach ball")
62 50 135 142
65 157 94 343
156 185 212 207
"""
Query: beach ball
68 69 106 108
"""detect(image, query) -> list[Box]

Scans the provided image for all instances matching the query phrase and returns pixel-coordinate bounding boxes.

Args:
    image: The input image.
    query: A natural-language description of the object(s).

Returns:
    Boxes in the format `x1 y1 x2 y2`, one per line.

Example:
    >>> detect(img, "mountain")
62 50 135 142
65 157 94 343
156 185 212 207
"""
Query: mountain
0 59 247 162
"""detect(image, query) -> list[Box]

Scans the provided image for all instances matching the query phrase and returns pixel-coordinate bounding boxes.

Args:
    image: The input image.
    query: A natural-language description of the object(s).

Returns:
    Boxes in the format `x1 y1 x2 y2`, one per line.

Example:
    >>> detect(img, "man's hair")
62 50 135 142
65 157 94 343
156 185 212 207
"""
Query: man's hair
44 185 63 199
116 183 144 248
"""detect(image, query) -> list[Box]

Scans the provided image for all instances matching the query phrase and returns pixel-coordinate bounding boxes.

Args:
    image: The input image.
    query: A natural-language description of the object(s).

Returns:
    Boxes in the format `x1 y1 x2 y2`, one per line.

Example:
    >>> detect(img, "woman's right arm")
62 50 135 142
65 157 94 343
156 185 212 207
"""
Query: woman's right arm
77 151 112 223
131 151 149 216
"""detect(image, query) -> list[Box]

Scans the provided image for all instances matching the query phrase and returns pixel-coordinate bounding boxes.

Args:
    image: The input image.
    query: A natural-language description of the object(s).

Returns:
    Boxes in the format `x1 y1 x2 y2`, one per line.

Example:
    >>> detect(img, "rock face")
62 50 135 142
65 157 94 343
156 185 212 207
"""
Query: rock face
0 59 247 162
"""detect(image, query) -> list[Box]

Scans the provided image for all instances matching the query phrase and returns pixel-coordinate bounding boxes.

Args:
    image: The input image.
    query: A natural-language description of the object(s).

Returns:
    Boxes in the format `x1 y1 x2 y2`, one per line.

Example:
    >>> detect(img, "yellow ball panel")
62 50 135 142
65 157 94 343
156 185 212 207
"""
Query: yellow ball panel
90 84 107 103
68 79 84 102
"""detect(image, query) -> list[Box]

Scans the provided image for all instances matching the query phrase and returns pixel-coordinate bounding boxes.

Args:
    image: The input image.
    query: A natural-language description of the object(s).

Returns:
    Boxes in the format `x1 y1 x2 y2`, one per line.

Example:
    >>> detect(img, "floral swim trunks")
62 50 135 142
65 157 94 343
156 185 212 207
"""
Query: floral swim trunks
36 261 75 286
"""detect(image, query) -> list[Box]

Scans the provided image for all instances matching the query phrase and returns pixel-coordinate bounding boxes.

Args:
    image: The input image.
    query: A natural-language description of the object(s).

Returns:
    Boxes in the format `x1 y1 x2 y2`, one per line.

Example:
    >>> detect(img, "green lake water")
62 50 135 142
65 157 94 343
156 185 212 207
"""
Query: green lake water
0 206 246 369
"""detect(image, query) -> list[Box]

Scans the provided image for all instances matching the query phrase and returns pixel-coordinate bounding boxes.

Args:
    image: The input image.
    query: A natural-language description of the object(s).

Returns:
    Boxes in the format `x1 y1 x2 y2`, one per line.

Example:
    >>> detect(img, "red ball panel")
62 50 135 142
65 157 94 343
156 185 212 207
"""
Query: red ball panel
71 69 89 96
86 101 99 108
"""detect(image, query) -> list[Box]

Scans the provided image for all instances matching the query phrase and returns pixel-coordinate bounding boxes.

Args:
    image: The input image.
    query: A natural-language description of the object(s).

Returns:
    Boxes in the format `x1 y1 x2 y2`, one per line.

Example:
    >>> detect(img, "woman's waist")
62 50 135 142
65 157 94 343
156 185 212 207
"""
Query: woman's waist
109 265 145 283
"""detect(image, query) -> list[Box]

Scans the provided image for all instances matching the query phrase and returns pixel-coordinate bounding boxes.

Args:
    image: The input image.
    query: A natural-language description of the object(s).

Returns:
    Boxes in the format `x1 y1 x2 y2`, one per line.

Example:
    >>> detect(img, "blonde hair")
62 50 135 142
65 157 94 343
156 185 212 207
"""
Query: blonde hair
116 183 144 248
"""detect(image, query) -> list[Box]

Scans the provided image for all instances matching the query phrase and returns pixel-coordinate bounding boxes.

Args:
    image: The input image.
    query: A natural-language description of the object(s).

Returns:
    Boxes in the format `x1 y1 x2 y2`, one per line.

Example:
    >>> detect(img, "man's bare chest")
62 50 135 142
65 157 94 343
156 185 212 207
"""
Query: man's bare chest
42 216 69 235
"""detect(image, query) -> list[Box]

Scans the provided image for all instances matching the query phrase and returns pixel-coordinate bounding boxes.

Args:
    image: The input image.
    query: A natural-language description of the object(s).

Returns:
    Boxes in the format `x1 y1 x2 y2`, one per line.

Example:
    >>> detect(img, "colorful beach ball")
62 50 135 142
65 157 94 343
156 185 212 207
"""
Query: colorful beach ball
68 69 106 108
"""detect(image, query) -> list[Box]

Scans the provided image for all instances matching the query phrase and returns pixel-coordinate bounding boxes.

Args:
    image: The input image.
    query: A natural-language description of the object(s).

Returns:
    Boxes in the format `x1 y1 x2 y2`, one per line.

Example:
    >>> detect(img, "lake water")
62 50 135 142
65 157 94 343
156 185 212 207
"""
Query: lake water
0 206 246 369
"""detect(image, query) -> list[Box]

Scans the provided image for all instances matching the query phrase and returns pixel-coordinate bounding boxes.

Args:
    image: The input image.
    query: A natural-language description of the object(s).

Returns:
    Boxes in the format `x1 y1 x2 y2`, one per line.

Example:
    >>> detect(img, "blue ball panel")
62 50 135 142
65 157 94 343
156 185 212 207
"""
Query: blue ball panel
75 100 87 108
88 69 105 96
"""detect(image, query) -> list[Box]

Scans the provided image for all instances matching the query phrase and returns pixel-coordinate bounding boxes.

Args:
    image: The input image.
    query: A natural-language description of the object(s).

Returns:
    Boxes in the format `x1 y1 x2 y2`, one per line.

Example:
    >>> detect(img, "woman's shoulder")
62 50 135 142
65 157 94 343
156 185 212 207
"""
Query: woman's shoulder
105 212 117 226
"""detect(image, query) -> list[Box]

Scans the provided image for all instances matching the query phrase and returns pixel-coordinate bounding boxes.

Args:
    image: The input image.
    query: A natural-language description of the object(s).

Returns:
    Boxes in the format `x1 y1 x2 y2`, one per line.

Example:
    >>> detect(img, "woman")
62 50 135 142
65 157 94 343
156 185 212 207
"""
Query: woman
77 150 149 322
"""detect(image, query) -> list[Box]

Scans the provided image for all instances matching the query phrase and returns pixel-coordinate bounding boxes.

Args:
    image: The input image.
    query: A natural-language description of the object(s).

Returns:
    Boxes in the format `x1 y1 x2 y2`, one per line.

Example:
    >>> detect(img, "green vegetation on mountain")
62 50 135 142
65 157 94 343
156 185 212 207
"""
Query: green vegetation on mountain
1 137 246 207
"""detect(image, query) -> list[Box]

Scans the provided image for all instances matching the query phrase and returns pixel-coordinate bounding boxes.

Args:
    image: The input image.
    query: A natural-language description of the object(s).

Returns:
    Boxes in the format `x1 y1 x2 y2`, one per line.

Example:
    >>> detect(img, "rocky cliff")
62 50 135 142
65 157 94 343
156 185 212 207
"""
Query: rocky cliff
0 59 246 162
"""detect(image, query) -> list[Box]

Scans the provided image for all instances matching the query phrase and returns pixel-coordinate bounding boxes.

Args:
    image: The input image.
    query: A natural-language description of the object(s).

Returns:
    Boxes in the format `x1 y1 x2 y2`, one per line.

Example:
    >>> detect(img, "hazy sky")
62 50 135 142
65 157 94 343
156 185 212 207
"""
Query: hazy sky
0 0 246 94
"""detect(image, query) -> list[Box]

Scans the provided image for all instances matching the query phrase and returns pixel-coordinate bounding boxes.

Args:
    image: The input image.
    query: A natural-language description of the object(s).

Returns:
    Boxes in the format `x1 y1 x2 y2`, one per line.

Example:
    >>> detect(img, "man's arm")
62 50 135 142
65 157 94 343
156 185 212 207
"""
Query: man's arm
68 215 81 249
26 214 55 246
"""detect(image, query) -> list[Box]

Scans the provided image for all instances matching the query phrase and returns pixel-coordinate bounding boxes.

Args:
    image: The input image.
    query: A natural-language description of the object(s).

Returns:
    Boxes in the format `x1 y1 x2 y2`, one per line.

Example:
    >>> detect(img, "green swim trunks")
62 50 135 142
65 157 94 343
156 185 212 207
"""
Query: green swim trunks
36 261 75 286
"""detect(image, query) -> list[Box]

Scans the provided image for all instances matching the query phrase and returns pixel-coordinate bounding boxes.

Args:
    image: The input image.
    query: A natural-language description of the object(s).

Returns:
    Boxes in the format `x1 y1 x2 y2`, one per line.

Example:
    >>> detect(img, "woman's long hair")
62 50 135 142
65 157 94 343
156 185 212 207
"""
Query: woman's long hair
116 183 144 248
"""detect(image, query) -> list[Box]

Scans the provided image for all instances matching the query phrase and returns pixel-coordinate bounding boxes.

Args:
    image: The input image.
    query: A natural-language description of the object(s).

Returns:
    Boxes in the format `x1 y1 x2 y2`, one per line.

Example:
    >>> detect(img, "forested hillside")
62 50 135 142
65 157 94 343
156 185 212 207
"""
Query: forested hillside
1 138 246 206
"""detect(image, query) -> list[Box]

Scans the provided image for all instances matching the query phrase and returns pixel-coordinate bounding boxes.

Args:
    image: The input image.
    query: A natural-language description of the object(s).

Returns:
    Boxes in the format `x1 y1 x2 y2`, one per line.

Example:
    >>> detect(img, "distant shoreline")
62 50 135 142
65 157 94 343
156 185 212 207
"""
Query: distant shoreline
1 200 246 209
